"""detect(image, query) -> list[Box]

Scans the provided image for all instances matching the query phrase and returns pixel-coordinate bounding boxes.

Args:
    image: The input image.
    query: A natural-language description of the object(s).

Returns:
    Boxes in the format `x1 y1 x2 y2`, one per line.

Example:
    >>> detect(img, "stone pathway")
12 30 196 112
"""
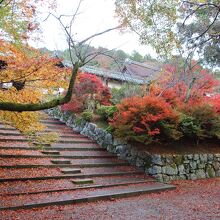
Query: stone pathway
0 117 175 211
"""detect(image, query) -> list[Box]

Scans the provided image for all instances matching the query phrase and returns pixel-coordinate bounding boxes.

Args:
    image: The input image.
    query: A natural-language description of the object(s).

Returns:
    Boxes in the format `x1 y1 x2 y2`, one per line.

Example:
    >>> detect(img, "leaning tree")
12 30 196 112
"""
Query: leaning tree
0 0 119 131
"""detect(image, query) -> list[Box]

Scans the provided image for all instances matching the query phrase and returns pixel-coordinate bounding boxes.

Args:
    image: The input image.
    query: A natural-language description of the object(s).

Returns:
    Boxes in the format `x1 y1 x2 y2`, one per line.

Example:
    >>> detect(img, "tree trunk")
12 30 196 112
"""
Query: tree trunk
0 64 79 112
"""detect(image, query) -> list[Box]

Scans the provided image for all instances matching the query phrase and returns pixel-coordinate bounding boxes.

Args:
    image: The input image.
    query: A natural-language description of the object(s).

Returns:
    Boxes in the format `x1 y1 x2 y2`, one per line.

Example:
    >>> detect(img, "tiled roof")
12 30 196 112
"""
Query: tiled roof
123 59 162 81
63 60 161 84
63 61 147 84
81 66 147 84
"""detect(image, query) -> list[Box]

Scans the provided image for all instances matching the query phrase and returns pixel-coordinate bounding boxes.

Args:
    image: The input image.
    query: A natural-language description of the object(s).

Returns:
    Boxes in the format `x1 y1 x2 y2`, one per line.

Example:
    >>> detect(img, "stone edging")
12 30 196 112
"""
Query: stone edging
46 107 220 182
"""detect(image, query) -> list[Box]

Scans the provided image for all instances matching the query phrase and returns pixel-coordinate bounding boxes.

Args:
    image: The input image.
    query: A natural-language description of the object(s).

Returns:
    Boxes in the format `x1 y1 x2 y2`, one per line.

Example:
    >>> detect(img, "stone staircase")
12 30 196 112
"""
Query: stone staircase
0 118 175 211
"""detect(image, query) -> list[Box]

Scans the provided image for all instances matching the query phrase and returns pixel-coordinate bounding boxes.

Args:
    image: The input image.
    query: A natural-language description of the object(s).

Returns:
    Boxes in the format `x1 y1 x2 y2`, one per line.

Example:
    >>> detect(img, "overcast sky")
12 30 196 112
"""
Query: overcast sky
31 0 156 57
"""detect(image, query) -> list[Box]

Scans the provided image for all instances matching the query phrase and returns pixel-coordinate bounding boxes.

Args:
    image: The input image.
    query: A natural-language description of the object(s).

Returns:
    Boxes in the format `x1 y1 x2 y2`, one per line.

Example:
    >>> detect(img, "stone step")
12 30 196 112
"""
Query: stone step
46 124 70 128
1 179 155 196
44 129 76 133
47 147 105 151
0 161 129 169
58 140 96 144
41 120 65 125
0 157 127 166
0 154 116 159
72 178 94 184
0 183 176 210
44 126 75 131
58 151 113 157
32 142 51 147
51 143 100 148
0 127 77 134
45 129 78 134
0 146 105 151
13 132 79 139
0 132 87 139
0 138 27 142
0 174 154 195
0 138 95 144
0 171 143 182
41 151 60 155
0 125 78 133
0 166 137 180
59 135 86 138
0 125 16 130
0 132 22 136
61 168 81 174
51 159 71 165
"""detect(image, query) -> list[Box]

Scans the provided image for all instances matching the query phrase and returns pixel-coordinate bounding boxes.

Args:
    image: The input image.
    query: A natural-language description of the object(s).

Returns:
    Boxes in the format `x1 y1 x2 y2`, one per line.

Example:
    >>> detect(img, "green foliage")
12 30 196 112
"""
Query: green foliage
115 0 220 67
111 83 144 104
190 105 220 139
96 105 117 120
130 50 145 62
81 110 93 122
75 117 83 125
179 105 220 140
0 0 55 44
0 3 27 43
159 121 183 141
179 115 202 139
115 0 179 57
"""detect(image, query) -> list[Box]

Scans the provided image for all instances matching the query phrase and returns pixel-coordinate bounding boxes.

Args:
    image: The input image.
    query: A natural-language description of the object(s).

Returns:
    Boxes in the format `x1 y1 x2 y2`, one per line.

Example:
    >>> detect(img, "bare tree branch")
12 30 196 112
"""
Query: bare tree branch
79 25 121 45
193 9 220 41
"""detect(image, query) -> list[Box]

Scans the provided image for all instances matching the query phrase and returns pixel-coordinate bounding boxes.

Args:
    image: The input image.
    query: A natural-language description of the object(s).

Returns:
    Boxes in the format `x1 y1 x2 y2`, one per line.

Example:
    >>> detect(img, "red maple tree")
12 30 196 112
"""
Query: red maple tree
61 72 111 113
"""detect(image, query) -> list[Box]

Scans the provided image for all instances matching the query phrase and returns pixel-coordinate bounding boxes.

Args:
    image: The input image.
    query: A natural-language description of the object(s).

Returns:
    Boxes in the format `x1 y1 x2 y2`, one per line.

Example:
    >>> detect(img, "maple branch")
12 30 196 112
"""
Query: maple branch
0 64 79 112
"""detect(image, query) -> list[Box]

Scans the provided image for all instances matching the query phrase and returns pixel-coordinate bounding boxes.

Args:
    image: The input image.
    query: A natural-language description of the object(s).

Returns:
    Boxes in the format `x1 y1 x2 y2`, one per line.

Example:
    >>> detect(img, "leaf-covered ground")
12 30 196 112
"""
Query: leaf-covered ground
1 178 219 220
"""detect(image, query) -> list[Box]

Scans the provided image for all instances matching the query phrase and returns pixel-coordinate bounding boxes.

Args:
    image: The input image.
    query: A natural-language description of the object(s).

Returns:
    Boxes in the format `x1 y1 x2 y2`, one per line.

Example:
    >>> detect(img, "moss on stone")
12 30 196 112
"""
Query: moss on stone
170 163 177 169
174 155 183 165
207 166 215 178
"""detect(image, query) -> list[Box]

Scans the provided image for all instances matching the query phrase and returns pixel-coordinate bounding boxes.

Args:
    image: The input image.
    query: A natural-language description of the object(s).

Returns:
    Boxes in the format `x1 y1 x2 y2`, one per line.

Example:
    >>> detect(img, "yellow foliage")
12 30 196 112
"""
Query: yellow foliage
0 111 45 133
0 40 71 133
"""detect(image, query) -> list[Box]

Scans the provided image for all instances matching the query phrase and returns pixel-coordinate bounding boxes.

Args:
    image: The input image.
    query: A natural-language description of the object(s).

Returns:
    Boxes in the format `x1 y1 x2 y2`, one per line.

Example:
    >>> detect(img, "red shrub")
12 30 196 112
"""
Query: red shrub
110 95 181 144
61 72 111 113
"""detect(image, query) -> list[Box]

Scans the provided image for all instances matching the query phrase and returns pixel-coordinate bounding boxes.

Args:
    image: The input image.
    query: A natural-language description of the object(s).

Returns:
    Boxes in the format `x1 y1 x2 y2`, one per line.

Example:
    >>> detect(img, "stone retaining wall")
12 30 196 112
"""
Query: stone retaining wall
46 107 220 182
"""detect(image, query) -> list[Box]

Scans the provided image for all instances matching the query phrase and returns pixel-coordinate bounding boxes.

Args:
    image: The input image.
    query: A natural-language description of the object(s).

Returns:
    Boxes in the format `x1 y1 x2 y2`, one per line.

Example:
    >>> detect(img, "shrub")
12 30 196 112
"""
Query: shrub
111 83 144 104
179 104 220 140
110 95 181 144
179 115 202 139
80 110 93 122
96 105 117 120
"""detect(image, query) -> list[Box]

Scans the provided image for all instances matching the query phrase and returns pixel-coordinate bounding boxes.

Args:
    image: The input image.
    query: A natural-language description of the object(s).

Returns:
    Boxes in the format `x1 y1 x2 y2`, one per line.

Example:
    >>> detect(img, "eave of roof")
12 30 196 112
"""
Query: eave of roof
63 61 148 84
